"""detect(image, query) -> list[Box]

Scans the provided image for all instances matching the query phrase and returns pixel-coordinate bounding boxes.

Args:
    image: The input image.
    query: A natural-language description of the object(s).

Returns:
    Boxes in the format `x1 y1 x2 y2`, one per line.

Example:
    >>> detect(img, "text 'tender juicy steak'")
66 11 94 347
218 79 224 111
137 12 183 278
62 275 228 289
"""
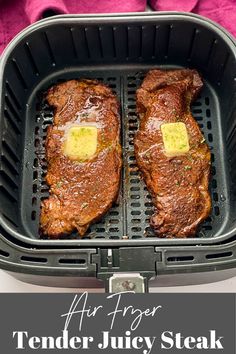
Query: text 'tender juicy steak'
134 69 211 238
40 80 121 238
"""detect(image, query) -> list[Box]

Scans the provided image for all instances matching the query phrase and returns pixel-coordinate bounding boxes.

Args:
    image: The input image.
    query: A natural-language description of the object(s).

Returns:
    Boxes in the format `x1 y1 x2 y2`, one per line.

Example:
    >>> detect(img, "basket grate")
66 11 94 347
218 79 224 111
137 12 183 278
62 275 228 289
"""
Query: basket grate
124 74 222 239
27 71 224 240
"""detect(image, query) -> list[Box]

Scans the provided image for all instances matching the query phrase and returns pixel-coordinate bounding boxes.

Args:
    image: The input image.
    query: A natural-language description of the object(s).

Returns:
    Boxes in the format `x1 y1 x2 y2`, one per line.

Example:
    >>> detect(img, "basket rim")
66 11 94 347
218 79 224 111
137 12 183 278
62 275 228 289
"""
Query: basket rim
0 11 236 68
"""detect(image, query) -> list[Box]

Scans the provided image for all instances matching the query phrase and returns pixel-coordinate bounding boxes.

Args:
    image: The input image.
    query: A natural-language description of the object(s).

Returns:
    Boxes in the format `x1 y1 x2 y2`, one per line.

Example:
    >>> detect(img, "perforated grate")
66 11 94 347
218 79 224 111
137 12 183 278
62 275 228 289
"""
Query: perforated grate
30 76 125 239
26 70 225 240
123 73 224 239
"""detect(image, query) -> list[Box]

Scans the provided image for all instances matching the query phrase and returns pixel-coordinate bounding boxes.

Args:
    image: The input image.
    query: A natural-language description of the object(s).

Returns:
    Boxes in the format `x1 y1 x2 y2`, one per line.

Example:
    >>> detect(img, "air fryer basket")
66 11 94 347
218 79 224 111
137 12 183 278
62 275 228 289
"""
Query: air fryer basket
1 12 236 246
0 13 236 290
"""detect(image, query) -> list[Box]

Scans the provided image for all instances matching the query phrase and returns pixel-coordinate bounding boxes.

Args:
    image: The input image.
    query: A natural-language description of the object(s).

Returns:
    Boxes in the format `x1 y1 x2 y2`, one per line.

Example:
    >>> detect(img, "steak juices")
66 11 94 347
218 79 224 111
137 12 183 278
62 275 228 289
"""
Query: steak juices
40 70 211 239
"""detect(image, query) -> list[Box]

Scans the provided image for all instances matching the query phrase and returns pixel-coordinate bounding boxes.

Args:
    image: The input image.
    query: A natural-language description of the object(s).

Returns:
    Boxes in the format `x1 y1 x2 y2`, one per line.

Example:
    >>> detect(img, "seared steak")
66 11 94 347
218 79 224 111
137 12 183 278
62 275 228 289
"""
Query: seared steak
134 69 211 238
40 80 121 238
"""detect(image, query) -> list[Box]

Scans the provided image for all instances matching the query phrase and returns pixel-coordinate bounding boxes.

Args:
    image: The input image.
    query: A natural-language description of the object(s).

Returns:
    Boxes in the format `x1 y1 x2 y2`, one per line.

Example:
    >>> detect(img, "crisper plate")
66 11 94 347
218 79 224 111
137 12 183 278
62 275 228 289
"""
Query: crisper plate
21 68 227 241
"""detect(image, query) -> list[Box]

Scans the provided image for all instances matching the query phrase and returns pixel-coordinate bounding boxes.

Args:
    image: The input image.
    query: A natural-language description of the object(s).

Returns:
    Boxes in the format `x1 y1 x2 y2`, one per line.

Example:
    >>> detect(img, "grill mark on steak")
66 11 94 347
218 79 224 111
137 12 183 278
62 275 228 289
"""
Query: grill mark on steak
134 69 211 238
40 79 121 238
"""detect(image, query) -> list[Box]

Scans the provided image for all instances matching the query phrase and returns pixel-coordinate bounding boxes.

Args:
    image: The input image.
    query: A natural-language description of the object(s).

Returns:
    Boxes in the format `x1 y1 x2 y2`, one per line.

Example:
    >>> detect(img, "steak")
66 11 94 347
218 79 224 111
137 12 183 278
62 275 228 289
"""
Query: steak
40 80 121 238
134 69 211 238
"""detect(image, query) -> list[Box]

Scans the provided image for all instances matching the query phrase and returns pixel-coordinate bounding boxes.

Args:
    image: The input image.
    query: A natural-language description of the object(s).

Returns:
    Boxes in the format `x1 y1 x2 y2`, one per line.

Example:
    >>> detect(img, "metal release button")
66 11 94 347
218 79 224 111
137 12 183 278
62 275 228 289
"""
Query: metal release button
109 273 145 293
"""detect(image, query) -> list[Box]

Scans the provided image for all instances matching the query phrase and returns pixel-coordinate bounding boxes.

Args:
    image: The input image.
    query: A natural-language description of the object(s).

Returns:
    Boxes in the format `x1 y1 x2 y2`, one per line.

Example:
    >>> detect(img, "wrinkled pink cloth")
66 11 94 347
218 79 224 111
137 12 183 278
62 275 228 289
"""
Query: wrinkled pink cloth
151 0 236 38
0 0 235 54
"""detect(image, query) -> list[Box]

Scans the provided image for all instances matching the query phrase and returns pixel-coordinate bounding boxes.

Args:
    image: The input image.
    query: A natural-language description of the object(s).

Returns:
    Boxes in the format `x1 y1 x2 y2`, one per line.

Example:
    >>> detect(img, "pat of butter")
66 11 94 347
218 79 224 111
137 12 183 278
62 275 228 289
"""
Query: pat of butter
161 122 189 157
64 126 98 161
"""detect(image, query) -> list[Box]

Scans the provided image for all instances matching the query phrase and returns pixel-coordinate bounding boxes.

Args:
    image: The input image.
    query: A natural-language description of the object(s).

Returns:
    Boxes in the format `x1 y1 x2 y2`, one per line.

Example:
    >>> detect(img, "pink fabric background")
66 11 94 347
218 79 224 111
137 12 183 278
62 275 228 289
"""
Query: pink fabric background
0 0 235 54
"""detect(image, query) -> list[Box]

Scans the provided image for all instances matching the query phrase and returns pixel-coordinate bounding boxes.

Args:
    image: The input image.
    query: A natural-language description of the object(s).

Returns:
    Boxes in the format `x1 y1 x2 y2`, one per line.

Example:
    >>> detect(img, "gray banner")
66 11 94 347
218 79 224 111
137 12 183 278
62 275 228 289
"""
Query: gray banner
0 293 235 353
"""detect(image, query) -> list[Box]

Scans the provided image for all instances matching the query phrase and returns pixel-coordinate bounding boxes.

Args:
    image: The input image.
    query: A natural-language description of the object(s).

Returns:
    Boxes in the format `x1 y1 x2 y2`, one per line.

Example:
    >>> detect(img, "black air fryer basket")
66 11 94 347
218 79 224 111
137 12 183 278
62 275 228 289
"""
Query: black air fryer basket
0 13 236 291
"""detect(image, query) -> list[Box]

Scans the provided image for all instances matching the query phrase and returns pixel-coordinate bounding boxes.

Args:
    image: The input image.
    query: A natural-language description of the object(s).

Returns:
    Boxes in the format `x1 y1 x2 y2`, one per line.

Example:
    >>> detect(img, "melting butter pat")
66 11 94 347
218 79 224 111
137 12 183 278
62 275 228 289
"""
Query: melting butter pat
64 126 98 161
161 122 189 157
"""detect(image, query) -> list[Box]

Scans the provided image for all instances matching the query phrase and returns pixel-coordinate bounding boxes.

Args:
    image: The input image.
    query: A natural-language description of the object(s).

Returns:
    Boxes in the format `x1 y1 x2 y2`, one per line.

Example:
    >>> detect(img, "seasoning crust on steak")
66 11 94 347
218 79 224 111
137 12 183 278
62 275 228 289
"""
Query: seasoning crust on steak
134 69 211 238
40 80 121 238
